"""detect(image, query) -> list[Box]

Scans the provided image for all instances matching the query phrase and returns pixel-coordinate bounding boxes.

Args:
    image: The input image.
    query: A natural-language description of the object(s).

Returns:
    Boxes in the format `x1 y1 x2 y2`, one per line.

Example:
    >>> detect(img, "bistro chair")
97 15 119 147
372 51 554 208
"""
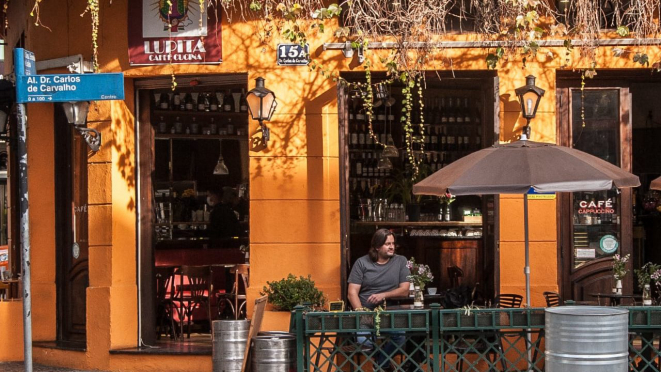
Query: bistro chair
543 291 562 307
171 265 213 339
220 264 249 319
493 293 523 309
155 266 176 339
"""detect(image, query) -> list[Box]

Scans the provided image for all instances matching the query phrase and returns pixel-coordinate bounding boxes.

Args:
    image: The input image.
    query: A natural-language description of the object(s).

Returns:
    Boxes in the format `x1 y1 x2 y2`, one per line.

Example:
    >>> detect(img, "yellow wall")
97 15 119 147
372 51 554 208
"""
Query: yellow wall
0 0 656 369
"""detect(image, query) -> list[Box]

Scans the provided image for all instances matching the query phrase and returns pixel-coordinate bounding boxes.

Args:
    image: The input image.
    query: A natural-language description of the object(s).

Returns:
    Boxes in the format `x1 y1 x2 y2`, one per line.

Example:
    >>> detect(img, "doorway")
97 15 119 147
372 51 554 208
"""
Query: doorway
556 70 661 301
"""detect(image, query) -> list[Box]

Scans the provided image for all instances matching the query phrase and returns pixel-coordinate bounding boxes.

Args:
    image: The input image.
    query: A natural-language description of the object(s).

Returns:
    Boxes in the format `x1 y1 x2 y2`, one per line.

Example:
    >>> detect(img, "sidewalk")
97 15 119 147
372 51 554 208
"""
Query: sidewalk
0 362 95 371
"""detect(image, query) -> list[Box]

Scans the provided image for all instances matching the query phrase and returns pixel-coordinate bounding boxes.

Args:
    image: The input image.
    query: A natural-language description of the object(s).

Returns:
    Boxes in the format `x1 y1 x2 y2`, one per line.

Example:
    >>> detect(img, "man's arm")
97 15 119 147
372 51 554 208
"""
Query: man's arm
348 283 363 310
366 282 410 305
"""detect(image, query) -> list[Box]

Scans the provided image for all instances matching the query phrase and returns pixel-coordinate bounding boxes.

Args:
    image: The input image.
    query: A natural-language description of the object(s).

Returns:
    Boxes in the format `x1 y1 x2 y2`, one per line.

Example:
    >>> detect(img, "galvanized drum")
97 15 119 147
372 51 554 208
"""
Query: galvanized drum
212 319 250 372
251 333 296 372
545 306 629 372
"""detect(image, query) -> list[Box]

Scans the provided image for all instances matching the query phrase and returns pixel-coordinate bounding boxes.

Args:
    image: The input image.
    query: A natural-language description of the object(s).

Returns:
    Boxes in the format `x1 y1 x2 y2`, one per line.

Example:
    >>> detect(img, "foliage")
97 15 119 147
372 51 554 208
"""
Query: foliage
261 274 326 311
439 193 455 205
385 163 430 206
406 257 433 290
612 253 630 281
635 262 661 290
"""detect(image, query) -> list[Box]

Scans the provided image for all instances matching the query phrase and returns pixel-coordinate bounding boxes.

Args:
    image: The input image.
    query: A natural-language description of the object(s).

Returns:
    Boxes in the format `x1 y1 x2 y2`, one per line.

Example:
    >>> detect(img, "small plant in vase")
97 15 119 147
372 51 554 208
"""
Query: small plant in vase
612 254 630 294
406 258 433 307
439 192 456 222
635 262 661 305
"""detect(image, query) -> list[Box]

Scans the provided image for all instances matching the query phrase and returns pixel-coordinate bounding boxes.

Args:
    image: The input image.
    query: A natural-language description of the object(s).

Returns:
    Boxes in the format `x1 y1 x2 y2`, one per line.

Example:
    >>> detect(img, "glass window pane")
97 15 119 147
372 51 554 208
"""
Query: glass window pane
571 89 621 268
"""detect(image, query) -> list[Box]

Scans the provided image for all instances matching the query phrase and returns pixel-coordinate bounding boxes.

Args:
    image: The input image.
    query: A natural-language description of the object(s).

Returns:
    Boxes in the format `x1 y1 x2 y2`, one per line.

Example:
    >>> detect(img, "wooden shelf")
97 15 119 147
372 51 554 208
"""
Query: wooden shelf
354 221 483 227
155 134 247 140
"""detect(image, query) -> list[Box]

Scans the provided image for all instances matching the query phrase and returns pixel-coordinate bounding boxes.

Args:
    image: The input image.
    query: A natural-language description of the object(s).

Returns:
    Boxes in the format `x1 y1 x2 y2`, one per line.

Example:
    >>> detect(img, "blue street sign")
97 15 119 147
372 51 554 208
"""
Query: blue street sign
14 48 36 76
13 48 125 103
15 73 125 103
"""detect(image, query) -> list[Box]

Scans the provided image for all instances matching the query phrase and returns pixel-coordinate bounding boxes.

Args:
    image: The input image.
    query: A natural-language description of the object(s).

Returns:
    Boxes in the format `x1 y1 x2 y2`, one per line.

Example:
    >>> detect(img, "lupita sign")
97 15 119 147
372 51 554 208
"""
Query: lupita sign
128 0 222 65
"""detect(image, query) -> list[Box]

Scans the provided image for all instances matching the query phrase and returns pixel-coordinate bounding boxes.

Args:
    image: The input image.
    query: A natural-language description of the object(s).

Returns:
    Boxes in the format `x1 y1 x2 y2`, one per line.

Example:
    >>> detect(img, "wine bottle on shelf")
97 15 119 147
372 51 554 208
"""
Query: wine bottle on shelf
178 93 186 111
430 126 439 152
457 126 464 152
172 92 181 110
209 92 219 111
463 126 470 152
240 88 248 112
464 97 472 124
223 89 233 112
358 123 366 150
158 92 170 110
355 153 363 177
184 93 194 111
441 97 448 124
440 125 447 151
455 97 463 124
232 91 242 112
197 92 206 111
447 97 455 124
448 125 456 152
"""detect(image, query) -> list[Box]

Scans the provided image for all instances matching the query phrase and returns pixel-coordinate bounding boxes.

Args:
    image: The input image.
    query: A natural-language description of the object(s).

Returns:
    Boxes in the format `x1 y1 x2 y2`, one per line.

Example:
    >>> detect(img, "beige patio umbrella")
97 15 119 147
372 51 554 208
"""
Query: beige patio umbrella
650 176 661 190
413 138 640 306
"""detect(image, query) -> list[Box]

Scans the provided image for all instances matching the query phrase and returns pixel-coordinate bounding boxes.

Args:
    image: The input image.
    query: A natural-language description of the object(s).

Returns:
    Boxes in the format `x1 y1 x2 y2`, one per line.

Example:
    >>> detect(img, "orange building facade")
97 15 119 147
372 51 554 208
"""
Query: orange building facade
0 0 658 370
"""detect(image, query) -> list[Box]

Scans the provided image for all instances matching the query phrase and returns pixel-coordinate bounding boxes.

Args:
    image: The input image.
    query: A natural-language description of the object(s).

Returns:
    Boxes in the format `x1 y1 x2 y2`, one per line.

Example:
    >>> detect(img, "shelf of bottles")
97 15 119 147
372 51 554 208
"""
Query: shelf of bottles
152 89 249 139
348 91 484 229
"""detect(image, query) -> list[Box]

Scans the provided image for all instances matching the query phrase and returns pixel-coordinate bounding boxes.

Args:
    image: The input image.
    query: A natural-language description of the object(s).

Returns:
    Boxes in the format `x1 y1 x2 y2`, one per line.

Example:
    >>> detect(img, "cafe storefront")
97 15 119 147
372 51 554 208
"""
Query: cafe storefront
0 0 659 370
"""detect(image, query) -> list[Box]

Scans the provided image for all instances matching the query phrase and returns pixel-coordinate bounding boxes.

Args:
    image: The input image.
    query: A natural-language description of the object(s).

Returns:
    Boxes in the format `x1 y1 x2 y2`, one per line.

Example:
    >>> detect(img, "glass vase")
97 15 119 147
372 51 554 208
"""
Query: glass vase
413 286 424 308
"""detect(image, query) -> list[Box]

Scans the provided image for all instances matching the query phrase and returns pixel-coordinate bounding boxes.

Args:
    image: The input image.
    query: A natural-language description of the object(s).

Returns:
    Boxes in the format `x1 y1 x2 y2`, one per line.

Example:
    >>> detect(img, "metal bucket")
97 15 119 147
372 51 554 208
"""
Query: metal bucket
251 333 296 372
212 319 250 372
545 306 629 372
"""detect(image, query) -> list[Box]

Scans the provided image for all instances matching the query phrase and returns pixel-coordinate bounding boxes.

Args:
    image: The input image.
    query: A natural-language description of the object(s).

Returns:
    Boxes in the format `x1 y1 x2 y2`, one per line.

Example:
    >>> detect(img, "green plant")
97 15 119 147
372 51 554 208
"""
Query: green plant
385 164 430 206
261 274 326 311
635 262 661 290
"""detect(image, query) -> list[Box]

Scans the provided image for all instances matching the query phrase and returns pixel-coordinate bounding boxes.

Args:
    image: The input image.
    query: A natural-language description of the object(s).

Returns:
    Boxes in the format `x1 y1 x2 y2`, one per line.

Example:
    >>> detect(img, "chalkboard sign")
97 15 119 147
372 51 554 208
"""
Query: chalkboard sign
329 301 344 312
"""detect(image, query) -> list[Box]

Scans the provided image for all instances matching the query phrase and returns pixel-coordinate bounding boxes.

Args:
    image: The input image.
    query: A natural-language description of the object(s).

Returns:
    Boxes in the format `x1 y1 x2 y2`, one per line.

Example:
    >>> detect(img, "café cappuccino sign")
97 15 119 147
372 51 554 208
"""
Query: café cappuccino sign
128 0 222 65
577 198 616 214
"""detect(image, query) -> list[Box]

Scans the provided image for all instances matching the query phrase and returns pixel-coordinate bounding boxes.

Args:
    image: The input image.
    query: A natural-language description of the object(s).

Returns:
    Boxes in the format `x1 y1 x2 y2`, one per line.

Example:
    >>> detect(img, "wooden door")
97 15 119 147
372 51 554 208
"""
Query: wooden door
55 106 89 347
557 87 633 301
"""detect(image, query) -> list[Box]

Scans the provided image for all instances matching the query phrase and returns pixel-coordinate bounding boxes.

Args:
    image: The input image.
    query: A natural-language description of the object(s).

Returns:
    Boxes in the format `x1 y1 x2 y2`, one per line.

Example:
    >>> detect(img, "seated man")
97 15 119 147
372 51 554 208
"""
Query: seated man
348 228 410 371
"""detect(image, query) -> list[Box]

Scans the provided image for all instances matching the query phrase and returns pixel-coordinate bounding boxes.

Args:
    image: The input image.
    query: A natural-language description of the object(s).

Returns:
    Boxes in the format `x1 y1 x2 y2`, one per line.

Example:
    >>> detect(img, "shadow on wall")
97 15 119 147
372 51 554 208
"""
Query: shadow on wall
110 99 136 212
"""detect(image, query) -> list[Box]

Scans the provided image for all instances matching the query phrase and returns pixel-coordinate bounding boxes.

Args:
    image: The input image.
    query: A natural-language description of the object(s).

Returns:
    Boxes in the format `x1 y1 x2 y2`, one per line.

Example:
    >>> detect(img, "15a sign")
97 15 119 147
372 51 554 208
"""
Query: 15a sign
277 44 310 66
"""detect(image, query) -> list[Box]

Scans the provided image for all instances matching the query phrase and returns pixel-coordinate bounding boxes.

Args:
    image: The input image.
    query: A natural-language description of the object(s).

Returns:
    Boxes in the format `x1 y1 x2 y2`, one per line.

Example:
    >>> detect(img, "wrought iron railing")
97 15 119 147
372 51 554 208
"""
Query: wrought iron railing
293 305 661 372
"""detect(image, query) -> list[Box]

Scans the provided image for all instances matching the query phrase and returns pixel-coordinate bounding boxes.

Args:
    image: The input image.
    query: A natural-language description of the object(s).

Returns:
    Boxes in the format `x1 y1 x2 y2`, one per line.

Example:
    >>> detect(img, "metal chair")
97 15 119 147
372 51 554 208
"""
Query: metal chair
543 291 562 307
221 264 249 319
171 265 213 338
493 293 523 309
155 266 176 339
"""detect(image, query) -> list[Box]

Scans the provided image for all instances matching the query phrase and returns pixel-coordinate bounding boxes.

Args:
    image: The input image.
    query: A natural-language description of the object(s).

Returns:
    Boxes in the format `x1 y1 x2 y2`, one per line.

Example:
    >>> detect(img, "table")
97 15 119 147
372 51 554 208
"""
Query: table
389 294 445 306
589 292 642 306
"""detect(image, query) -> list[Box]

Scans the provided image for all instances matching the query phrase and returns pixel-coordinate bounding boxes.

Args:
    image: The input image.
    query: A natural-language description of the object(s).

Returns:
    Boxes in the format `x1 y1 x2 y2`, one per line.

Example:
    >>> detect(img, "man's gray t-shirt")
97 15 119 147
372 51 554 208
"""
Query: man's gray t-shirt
348 254 410 309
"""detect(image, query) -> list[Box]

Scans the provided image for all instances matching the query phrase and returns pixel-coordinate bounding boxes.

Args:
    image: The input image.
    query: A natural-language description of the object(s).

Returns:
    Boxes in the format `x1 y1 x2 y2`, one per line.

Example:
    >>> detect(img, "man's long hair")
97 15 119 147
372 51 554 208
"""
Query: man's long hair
368 228 395 262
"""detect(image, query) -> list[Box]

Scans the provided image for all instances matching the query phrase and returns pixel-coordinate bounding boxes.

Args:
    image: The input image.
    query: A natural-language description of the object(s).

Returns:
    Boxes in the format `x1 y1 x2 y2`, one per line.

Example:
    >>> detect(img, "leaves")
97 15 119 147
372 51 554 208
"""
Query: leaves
633 52 650 67
584 69 598 79
612 47 626 57
249 1 262 11
261 274 326 311
616 25 630 37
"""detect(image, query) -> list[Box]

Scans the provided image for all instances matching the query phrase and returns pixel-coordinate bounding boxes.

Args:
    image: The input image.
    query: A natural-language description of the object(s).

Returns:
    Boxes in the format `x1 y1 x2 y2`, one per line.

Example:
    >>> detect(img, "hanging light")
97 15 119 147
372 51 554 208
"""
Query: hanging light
246 77 277 144
213 140 229 175
514 75 545 140
377 154 393 170
382 99 399 158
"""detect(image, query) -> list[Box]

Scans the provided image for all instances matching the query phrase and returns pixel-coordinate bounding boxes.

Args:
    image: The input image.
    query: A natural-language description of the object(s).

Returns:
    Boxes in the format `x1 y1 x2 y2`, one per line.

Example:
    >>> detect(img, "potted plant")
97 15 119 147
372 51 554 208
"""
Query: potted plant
260 274 326 331
612 254 630 294
386 165 430 222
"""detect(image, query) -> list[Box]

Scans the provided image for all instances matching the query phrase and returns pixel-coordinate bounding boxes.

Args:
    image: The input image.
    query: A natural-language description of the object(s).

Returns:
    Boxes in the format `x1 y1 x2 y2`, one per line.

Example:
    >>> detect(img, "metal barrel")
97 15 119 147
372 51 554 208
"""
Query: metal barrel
212 319 250 372
545 306 629 372
251 333 296 372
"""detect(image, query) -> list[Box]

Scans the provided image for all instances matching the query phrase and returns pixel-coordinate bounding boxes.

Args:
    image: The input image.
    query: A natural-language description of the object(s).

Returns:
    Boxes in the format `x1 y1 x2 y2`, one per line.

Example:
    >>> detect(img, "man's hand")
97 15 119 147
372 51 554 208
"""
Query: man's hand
367 293 386 304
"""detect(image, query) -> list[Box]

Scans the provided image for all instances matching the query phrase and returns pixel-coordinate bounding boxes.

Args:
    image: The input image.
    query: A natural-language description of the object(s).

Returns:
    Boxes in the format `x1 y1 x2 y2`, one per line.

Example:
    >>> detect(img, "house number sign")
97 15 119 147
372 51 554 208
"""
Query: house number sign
277 43 310 66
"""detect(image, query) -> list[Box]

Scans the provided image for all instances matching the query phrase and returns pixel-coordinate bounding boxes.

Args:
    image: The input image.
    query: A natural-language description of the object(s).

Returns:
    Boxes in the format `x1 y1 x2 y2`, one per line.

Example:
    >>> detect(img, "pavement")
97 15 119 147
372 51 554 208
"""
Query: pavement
0 362 96 371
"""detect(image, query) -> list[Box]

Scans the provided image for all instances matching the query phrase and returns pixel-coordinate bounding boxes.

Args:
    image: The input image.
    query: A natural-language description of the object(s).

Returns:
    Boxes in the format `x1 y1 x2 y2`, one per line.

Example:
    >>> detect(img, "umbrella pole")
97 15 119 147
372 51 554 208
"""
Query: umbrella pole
524 194 533 371
524 194 531 307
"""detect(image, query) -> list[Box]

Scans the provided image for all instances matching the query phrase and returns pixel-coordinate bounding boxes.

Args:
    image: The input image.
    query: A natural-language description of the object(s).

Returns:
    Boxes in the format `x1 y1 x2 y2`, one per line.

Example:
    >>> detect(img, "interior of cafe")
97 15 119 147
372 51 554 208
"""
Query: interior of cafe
135 76 252 346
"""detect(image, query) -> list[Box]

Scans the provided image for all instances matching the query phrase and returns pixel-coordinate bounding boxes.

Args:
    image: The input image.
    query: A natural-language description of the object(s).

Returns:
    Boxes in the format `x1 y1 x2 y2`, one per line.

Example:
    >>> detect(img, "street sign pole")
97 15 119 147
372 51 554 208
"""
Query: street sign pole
17 102 32 372
11 48 124 372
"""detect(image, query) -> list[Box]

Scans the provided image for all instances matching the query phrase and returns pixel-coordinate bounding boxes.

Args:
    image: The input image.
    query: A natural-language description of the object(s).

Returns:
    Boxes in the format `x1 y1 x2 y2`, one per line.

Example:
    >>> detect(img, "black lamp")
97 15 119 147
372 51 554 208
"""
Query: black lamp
246 77 277 144
62 101 101 152
515 75 545 140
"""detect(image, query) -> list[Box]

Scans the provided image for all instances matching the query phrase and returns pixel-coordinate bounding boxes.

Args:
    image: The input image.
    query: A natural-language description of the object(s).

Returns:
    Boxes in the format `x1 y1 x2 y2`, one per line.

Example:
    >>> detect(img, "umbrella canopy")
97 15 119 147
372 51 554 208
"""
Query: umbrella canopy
413 140 640 196
413 139 640 307
650 176 661 190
